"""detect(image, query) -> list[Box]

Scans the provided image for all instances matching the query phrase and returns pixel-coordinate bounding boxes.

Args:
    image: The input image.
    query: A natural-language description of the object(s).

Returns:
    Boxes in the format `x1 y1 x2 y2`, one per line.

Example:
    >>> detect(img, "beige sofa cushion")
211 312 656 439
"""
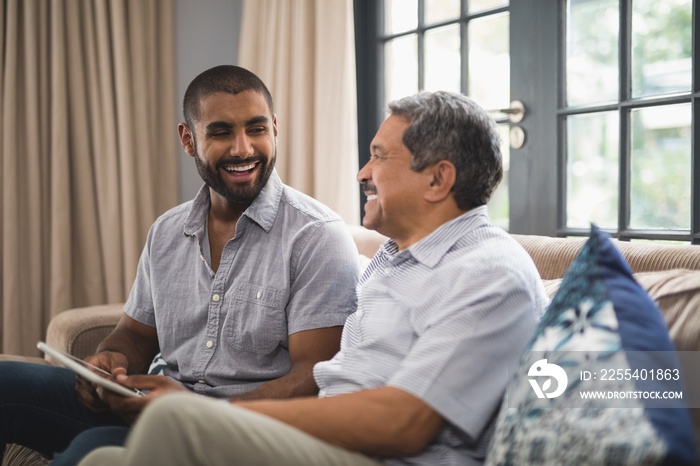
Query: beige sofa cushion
634 270 700 353
636 269 700 456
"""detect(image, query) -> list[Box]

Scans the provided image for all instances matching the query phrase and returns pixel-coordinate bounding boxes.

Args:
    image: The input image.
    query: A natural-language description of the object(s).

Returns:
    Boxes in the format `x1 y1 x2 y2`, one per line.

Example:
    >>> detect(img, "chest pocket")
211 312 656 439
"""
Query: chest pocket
224 283 286 354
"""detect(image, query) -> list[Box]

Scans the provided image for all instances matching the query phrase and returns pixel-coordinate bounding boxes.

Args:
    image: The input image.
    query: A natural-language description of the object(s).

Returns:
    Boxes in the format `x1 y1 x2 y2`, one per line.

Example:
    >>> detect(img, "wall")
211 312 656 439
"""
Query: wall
174 0 244 203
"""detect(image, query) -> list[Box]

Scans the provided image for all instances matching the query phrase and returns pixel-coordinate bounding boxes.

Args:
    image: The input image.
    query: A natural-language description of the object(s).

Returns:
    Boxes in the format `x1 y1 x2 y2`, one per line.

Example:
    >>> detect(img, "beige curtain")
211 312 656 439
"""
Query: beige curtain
239 0 360 224
0 0 178 356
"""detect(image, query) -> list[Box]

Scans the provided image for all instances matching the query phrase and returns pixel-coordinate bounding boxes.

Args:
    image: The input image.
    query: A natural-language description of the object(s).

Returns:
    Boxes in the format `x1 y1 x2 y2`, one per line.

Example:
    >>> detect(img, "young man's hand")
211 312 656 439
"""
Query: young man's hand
75 351 129 413
99 374 188 424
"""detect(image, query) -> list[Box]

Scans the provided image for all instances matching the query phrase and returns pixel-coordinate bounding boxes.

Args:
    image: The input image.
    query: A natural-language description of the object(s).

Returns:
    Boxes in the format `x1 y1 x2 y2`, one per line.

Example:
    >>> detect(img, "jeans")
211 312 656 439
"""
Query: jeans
0 361 127 460
52 426 130 466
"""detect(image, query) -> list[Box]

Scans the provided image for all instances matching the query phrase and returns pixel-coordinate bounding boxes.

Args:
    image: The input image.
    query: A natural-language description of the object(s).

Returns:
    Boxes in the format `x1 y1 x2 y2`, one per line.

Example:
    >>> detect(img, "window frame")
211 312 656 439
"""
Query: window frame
558 0 699 243
354 0 700 244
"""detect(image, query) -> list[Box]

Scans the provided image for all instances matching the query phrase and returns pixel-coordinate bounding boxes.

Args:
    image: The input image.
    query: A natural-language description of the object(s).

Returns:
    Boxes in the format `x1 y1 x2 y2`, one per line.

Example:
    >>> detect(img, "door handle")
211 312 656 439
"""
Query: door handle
487 100 526 123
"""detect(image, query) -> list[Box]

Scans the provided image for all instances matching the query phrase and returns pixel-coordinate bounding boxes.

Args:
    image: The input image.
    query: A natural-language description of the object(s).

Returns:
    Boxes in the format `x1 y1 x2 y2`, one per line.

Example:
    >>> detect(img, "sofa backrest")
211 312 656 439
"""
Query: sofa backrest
512 234 700 280
347 224 388 258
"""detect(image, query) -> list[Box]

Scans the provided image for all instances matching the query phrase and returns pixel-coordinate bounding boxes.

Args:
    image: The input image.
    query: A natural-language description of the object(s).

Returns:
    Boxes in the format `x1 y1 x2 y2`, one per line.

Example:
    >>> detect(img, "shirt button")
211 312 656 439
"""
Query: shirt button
212 294 221 302
198 379 206 384
256 291 262 299
206 340 213 348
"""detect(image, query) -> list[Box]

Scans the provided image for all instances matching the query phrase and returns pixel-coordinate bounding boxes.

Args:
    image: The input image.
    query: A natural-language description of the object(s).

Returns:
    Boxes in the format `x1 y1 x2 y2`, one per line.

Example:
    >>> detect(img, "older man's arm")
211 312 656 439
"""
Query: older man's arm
236 386 446 458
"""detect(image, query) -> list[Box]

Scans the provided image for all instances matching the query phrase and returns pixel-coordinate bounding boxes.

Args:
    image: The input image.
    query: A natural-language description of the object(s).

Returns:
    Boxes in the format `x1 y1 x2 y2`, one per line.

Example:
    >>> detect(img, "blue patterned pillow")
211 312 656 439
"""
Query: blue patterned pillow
487 225 697 465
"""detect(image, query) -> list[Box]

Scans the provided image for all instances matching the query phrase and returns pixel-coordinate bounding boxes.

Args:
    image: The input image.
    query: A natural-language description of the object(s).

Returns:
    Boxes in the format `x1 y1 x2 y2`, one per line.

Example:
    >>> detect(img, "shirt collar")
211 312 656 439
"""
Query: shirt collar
384 205 491 268
183 169 283 236
241 169 283 232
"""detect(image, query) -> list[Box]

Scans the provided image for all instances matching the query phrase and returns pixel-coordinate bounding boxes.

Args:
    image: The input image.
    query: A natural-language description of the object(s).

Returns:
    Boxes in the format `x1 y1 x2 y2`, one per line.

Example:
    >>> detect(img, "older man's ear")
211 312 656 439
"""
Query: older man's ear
424 160 457 204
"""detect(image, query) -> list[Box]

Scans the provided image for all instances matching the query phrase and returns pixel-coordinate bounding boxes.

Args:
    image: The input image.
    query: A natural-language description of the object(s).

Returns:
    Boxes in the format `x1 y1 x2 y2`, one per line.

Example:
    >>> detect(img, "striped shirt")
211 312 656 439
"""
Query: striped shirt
314 206 549 465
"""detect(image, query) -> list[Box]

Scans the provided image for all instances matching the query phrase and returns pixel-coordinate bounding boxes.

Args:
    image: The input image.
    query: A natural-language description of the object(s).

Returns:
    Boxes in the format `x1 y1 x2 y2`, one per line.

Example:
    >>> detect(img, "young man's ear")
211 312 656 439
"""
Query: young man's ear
425 160 457 203
178 123 195 157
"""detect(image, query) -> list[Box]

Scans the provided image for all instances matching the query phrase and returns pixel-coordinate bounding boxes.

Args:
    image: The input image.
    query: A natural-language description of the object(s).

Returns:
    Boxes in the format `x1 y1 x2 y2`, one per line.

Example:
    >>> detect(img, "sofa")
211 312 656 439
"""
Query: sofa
3 227 700 465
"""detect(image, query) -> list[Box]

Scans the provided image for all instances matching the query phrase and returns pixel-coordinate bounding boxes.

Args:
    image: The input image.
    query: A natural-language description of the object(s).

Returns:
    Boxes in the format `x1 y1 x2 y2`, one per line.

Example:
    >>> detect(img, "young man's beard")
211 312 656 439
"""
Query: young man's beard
194 145 277 206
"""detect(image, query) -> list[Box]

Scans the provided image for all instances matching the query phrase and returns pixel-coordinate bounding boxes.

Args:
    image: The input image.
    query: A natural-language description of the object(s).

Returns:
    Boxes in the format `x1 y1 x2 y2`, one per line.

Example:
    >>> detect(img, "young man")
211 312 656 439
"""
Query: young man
0 65 359 463
78 91 549 466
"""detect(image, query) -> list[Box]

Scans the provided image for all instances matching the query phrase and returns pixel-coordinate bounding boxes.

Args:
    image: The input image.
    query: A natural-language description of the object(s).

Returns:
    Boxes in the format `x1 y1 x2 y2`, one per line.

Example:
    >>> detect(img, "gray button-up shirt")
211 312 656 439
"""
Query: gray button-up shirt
125 170 359 397
314 206 549 465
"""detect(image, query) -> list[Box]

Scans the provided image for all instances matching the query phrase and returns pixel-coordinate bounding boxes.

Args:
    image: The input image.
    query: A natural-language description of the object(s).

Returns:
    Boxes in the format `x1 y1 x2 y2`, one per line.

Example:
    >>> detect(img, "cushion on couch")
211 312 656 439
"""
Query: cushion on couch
543 268 700 453
487 225 697 465
634 270 700 353
2 444 49 466
543 269 700 352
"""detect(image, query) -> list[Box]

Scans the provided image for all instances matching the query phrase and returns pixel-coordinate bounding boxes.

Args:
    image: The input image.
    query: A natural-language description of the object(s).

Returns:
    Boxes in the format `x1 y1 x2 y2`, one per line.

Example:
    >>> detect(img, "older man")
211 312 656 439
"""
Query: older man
79 91 548 466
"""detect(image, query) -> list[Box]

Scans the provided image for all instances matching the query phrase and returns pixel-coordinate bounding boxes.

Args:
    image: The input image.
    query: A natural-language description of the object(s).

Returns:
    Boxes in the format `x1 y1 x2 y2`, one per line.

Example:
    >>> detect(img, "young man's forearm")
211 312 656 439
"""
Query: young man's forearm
229 362 319 401
96 316 159 374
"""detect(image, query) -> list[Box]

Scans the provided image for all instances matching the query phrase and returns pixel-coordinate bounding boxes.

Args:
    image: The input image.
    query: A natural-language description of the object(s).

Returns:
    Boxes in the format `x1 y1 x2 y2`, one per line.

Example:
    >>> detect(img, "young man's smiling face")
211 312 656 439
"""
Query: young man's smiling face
183 90 278 208
357 115 427 244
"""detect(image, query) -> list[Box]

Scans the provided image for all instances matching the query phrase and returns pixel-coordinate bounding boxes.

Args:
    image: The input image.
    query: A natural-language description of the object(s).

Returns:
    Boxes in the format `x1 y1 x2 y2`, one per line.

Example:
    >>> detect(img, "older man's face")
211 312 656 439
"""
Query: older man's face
357 115 426 244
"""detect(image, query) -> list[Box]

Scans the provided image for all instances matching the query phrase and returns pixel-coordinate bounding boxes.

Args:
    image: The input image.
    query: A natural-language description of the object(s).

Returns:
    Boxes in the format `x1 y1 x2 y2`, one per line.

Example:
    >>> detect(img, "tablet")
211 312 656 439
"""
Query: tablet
37 341 143 398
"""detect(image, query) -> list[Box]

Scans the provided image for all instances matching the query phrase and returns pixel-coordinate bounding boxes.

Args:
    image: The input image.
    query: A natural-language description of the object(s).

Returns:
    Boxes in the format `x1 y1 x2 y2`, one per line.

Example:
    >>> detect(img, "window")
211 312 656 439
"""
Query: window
356 0 699 244
562 0 694 243
355 0 511 228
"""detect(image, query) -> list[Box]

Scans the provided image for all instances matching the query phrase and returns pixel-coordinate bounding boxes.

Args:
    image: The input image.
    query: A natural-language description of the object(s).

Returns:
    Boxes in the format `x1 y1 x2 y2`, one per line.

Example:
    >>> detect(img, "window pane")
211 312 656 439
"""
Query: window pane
425 0 460 24
566 0 619 106
630 239 689 246
632 0 692 98
566 112 619 229
630 104 691 229
384 0 417 35
425 25 461 93
468 13 509 110
384 36 418 106
488 124 510 229
468 0 508 14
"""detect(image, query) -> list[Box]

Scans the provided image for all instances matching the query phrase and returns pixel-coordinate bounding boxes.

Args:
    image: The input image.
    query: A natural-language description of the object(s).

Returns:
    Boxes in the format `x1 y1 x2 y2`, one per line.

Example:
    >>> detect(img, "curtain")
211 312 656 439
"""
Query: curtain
239 0 360 224
0 0 178 356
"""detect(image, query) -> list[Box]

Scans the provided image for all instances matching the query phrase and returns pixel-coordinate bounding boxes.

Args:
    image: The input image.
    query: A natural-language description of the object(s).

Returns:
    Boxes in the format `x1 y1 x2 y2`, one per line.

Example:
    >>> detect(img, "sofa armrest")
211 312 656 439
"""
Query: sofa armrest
45 303 124 362
1 305 122 465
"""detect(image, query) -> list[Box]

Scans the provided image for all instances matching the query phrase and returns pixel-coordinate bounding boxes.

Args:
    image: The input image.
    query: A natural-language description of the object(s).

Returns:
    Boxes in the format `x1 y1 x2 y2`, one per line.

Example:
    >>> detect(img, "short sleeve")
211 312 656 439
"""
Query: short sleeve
124 226 157 327
286 219 360 335
387 270 538 439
